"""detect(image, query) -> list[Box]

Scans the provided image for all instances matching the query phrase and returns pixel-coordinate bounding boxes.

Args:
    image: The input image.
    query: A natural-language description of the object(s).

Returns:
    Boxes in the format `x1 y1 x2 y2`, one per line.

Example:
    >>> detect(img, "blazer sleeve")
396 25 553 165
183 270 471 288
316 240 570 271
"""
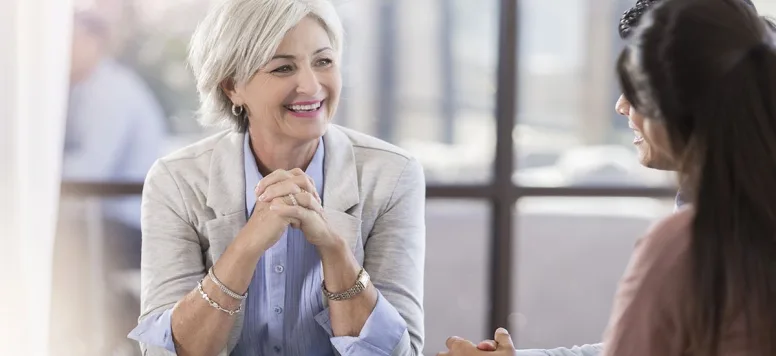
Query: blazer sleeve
136 160 208 356
363 157 426 356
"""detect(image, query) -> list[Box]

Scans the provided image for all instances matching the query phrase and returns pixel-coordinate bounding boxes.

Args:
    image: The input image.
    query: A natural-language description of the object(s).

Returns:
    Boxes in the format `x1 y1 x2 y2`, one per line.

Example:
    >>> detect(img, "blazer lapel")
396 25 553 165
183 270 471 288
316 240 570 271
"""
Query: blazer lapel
203 131 248 353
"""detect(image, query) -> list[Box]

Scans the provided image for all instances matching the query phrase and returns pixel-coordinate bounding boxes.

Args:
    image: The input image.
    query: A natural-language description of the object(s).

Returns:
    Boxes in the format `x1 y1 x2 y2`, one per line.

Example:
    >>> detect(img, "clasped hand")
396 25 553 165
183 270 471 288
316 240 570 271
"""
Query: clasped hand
253 168 338 248
437 328 516 356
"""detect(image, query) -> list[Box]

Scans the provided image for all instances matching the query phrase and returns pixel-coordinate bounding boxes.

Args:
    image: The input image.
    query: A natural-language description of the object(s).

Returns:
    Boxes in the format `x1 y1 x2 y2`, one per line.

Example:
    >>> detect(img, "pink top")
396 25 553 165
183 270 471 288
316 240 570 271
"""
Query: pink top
602 206 756 356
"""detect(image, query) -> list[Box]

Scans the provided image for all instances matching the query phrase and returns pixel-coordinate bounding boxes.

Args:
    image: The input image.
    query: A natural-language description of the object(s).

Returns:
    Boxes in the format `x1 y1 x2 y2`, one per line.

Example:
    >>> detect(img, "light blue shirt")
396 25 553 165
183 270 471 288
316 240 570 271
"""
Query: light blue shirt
129 134 408 355
63 58 167 228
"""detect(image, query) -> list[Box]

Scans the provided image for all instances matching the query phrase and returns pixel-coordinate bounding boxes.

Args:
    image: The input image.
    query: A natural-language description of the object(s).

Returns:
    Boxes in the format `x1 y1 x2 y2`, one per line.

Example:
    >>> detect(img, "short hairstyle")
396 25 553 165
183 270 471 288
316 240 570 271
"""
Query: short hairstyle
188 0 344 132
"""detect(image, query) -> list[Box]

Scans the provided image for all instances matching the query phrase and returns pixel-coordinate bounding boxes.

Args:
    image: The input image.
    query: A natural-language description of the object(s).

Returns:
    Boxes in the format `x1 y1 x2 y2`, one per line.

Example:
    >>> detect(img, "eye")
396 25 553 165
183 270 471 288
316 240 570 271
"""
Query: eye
272 65 294 73
315 58 333 67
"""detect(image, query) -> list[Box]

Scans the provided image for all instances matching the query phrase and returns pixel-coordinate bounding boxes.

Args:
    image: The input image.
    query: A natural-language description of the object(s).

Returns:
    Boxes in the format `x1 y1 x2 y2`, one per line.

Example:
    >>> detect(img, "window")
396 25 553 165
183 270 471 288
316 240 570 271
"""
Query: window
59 0 680 354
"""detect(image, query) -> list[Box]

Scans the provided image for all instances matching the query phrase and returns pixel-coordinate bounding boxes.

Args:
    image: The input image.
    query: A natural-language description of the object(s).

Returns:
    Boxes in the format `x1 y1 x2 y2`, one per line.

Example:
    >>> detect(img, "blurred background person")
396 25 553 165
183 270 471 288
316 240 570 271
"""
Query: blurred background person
64 9 168 268
49 7 168 355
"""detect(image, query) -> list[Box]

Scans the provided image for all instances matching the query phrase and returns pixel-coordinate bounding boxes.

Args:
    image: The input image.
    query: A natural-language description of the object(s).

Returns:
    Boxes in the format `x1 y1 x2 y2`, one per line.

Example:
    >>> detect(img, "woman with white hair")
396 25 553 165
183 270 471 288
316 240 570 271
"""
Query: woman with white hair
126 0 425 355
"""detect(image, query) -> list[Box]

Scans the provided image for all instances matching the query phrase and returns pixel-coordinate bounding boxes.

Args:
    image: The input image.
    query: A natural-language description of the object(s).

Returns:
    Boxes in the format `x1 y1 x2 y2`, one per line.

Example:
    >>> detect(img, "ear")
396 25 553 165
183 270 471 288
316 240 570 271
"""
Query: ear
220 78 242 105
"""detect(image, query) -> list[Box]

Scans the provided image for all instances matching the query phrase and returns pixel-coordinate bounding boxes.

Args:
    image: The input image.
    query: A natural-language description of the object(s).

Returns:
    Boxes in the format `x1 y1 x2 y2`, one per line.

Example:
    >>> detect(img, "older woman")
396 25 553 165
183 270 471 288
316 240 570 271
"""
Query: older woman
126 1 425 355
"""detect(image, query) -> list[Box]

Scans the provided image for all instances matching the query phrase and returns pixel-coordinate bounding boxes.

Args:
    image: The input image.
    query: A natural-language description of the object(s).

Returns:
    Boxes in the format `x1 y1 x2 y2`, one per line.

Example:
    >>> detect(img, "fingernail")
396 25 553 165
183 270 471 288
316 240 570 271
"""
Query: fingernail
496 327 508 334
258 194 266 201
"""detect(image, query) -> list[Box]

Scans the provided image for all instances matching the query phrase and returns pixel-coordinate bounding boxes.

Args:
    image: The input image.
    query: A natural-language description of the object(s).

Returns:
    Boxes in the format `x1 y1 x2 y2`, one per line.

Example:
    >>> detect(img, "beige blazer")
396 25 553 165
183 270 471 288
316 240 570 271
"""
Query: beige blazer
138 125 425 356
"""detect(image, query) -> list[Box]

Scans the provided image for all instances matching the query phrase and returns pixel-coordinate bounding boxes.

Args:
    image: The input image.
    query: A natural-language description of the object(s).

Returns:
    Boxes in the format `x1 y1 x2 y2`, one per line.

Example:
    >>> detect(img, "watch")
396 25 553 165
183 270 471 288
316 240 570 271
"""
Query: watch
321 268 370 301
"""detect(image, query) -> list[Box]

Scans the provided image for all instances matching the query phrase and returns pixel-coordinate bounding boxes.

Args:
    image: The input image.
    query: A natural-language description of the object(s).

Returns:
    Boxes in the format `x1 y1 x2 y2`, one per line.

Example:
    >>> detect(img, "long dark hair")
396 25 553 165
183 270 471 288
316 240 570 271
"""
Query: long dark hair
617 0 776 354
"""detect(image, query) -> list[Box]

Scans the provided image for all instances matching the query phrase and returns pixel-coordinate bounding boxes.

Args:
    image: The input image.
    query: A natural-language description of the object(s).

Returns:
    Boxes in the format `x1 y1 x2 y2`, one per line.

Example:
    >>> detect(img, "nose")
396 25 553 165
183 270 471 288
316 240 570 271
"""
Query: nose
615 95 630 116
296 64 322 96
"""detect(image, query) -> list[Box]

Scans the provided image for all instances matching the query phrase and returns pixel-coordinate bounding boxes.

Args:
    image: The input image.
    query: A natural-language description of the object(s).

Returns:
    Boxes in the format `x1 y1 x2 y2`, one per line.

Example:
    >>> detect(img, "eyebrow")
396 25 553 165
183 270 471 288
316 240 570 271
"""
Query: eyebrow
270 47 333 61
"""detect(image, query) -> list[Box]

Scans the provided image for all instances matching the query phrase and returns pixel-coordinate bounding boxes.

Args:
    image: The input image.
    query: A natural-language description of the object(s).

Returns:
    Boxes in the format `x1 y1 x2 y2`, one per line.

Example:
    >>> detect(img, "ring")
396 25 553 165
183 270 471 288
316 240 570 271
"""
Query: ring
287 194 298 206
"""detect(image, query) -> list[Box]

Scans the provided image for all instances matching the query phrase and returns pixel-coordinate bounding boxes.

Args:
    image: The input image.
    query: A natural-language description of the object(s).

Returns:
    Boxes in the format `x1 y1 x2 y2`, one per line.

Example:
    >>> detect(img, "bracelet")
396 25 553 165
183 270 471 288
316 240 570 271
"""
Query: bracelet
197 280 242 316
208 266 248 300
322 267 371 301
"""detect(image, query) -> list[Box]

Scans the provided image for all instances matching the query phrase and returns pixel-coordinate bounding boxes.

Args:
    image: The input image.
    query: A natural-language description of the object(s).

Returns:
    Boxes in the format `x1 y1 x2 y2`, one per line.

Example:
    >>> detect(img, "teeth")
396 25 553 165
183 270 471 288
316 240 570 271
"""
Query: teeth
288 102 321 112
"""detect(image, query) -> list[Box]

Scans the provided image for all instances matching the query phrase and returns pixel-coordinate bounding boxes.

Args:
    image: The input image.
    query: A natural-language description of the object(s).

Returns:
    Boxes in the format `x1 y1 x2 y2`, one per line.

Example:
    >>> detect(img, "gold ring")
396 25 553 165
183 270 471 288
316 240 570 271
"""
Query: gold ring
287 194 298 206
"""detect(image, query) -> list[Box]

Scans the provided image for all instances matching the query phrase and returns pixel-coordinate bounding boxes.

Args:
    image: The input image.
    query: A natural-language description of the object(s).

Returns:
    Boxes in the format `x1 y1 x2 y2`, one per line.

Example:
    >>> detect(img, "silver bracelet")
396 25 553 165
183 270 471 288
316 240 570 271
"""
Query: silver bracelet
197 280 242 316
208 266 248 300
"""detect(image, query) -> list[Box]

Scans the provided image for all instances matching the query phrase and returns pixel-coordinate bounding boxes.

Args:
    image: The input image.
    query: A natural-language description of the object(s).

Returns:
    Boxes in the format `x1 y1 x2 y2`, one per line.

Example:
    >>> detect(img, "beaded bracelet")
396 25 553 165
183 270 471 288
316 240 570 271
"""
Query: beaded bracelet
197 279 242 316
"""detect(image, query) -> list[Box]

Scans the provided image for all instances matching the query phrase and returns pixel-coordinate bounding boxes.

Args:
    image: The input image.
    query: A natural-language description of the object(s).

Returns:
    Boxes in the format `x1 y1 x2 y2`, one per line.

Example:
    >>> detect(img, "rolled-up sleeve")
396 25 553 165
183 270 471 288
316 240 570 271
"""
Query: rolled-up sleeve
315 291 407 355
133 160 205 356
127 310 176 353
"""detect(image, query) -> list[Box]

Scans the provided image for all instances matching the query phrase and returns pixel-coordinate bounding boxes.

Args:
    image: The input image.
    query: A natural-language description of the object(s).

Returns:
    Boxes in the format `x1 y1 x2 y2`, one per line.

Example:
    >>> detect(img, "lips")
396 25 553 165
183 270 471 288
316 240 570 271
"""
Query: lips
629 121 645 144
285 100 323 112
284 100 325 118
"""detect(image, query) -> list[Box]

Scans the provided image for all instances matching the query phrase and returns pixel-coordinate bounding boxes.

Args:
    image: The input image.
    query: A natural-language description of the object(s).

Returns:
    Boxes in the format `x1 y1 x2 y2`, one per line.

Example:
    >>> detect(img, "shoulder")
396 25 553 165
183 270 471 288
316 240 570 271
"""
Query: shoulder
637 206 694 258
330 125 423 182
625 206 695 293
147 130 234 184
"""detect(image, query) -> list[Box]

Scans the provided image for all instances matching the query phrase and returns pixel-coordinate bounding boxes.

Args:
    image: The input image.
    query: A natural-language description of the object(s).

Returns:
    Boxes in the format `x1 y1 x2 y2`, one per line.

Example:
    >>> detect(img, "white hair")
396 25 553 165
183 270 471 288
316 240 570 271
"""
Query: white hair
188 0 344 132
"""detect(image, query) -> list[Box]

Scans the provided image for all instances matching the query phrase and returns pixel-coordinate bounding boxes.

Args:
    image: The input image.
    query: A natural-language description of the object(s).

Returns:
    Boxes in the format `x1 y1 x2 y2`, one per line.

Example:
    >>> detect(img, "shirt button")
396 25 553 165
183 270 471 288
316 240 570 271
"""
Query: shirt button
274 265 284 273
274 306 283 314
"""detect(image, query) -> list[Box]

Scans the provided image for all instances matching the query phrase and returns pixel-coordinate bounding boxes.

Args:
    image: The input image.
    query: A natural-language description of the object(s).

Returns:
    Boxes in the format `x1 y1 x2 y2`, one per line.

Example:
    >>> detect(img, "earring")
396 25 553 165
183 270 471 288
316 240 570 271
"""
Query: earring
231 104 244 117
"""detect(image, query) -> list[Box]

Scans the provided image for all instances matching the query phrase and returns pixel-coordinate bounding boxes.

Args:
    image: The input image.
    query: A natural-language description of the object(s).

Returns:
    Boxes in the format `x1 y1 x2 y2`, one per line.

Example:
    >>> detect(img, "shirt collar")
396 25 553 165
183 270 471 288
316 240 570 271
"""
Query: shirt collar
243 133 325 218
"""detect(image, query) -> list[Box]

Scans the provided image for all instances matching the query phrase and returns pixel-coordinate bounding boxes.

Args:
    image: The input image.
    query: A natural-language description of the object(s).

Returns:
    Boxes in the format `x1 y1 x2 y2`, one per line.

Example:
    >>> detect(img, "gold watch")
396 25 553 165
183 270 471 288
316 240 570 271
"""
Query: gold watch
321 268 370 301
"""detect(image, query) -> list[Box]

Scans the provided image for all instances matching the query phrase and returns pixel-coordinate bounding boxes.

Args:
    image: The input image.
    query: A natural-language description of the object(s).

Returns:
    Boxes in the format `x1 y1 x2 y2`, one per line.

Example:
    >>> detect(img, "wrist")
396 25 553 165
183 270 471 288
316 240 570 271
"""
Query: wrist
235 228 271 257
317 234 349 259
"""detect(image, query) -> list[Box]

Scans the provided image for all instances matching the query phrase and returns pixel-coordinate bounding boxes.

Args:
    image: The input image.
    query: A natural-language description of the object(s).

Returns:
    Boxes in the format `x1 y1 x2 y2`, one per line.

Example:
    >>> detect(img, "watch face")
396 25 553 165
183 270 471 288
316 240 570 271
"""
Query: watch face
359 270 370 285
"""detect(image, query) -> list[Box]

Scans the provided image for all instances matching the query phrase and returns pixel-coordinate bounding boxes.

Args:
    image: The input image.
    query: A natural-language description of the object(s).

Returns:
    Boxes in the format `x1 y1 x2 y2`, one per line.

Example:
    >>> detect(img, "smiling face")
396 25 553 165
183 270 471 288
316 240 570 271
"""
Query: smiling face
225 16 341 143
615 94 675 170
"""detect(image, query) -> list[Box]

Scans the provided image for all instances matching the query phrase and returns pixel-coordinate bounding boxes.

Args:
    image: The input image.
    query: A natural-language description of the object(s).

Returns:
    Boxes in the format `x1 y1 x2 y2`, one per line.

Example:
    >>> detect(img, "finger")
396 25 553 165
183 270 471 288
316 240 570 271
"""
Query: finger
290 174 319 200
284 174 320 204
476 340 497 351
493 328 515 349
445 336 475 352
259 180 303 202
303 174 322 203
269 204 309 222
255 169 294 196
293 191 323 214
445 336 461 351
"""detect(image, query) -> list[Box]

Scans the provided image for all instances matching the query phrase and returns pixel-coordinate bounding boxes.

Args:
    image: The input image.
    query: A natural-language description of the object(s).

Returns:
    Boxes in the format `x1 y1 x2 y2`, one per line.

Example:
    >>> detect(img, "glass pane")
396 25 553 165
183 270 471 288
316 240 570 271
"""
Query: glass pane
511 197 675 349
95 0 500 184
424 200 489 353
513 0 676 187
753 1 776 16
337 0 498 184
